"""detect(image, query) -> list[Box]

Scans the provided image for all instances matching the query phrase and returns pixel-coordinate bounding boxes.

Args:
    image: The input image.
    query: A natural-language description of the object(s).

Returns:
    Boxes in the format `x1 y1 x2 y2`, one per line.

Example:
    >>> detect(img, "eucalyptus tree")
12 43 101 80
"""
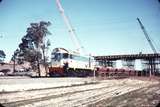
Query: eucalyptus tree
18 21 51 76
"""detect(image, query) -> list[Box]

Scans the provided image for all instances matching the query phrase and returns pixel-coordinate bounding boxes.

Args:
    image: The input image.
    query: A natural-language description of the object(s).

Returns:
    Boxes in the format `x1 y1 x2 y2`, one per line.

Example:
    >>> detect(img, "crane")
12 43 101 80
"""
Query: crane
137 17 157 54
56 0 84 54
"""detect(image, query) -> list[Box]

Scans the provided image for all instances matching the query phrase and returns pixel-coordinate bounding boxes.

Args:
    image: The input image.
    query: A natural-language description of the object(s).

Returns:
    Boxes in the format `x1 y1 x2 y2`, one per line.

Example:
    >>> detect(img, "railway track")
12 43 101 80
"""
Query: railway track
88 84 160 107
0 79 157 107
1 82 118 107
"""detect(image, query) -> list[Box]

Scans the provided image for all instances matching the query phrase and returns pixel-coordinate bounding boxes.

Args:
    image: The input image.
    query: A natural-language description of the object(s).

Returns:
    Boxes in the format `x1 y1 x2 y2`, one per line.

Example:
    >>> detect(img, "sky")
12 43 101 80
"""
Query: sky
0 0 160 62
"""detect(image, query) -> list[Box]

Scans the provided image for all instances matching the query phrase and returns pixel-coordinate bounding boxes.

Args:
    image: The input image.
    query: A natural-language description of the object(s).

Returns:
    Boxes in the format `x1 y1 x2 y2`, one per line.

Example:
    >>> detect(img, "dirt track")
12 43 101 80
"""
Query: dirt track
0 77 159 107
89 83 160 107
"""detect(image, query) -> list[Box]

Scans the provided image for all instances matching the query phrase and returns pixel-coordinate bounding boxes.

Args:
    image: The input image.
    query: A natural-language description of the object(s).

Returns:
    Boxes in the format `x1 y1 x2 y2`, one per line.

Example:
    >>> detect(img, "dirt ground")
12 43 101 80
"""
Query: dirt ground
0 77 159 107
89 83 160 107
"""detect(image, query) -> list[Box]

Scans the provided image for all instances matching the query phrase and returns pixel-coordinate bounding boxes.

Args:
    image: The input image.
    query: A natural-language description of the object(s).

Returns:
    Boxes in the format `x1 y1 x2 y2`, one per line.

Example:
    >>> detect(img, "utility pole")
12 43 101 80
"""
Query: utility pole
13 51 16 72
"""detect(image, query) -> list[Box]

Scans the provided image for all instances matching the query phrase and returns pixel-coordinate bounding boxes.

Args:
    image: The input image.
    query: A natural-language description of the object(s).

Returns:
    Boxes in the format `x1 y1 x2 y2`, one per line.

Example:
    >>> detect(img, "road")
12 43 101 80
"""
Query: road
0 77 159 107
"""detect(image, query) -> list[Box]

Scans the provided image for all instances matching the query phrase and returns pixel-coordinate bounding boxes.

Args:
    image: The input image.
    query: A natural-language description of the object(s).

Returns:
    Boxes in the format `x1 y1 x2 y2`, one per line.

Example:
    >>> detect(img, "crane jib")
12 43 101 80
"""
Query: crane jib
56 0 84 54
137 18 157 54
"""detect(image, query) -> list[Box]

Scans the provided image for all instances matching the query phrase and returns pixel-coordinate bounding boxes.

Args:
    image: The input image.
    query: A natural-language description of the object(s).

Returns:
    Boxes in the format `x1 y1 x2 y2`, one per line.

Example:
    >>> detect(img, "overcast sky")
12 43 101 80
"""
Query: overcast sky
0 0 160 62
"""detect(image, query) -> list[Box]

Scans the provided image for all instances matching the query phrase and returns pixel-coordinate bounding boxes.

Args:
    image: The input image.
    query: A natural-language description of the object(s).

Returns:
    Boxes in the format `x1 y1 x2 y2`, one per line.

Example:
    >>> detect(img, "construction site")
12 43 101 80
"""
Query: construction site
0 0 160 107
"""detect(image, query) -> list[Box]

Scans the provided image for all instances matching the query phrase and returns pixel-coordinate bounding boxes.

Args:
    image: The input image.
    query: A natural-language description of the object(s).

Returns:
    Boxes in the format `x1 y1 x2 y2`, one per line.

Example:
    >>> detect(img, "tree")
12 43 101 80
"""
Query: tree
11 49 24 64
41 39 51 76
0 50 6 63
18 21 51 76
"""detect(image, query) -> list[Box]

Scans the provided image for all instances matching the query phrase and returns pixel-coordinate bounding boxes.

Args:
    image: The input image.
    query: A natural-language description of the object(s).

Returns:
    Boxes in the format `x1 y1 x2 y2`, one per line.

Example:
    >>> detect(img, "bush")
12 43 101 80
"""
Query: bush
0 69 11 74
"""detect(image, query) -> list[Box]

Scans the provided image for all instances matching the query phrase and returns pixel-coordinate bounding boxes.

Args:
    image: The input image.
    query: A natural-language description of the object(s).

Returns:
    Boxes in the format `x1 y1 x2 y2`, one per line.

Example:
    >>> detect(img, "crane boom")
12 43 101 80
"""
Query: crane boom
56 0 83 54
137 18 157 54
